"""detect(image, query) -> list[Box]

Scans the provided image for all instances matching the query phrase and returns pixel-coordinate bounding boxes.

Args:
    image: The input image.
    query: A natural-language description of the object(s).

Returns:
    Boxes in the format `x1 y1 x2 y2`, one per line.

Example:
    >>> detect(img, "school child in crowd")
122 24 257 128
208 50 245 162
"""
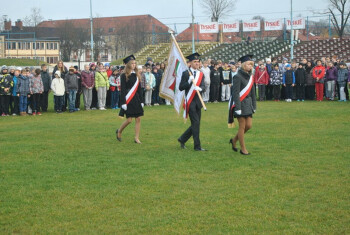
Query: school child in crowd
95 63 109 110
254 63 269 101
201 60 211 103
16 68 30 116
40 64 51 112
337 62 348 102
29 68 44 115
81 64 94 111
144 66 156 106
210 62 221 103
325 62 338 100
105 63 112 108
152 66 161 105
305 61 315 100
109 67 119 109
313 60 326 101
65 66 79 113
74 66 82 111
265 58 273 100
282 64 295 102
0 66 13 116
89 63 98 109
51 71 65 113
295 63 307 101
270 64 282 101
10 67 20 115
220 62 232 101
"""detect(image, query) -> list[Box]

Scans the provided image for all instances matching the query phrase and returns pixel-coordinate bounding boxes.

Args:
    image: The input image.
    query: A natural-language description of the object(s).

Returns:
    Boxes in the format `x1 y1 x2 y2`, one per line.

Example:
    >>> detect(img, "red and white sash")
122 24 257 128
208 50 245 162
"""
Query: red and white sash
183 70 203 119
229 75 254 110
125 76 140 105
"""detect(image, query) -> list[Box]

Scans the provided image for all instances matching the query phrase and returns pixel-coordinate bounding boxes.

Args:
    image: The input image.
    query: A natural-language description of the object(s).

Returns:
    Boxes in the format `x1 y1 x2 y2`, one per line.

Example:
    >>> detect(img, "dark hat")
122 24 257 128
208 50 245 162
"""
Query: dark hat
74 65 78 70
120 66 125 70
123 55 136 64
186 52 201 62
238 54 254 63
229 61 236 65
112 66 118 72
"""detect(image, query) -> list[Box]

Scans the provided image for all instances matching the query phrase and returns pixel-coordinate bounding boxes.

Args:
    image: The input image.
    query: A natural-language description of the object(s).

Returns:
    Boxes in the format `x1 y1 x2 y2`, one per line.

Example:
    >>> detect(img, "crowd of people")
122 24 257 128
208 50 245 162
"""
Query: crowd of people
0 56 349 117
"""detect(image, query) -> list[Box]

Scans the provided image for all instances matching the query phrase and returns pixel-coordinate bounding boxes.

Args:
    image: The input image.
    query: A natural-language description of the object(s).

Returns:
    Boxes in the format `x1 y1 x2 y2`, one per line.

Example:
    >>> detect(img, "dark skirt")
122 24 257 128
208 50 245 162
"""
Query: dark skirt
234 114 253 118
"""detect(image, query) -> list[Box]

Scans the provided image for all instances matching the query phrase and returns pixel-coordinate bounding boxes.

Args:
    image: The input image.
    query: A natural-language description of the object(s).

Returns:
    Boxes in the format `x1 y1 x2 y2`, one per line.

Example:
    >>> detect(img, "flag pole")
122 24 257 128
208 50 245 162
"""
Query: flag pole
169 30 207 111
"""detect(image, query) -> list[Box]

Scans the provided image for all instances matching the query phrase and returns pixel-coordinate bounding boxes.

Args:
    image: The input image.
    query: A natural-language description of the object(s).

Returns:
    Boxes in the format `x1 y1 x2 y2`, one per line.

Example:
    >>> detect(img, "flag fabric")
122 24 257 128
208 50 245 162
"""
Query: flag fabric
159 40 188 114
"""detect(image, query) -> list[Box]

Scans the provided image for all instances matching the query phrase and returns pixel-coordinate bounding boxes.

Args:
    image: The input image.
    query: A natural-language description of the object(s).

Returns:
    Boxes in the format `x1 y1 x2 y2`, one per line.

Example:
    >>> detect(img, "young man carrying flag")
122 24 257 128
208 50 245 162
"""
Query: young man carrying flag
177 53 207 151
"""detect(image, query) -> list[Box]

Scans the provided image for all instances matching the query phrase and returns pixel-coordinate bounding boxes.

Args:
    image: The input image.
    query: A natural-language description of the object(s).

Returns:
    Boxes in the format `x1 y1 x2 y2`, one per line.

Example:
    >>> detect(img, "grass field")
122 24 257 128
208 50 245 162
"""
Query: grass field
0 58 46 67
0 99 349 234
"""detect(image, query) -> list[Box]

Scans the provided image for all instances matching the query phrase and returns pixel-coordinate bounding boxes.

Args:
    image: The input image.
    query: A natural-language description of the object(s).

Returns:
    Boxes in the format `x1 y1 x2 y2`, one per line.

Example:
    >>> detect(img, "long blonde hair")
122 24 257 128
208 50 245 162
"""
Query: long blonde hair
57 60 64 73
125 60 140 81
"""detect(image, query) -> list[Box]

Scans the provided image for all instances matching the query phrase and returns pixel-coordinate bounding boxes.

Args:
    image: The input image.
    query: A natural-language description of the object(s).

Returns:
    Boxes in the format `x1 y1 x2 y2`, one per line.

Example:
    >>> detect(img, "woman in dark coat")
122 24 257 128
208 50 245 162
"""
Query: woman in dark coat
116 55 144 144
228 55 256 155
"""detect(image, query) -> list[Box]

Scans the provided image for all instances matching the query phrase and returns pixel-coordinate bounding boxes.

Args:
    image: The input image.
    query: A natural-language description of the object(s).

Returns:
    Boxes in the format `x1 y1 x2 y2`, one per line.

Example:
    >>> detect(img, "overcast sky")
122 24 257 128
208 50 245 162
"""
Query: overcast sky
2 0 329 32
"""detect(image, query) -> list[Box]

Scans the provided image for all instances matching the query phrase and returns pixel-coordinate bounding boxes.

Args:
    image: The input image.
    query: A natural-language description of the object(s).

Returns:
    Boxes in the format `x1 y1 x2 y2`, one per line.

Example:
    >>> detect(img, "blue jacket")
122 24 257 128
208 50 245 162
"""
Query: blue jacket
337 68 349 85
283 70 295 85
12 75 18 96
17 75 30 96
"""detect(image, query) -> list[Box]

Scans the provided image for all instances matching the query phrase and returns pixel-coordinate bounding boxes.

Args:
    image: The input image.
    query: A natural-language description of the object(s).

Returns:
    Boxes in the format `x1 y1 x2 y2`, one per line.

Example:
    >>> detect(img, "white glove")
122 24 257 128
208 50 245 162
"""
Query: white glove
122 104 127 110
188 75 194 84
194 86 202 92
141 103 144 108
235 110 242 115
253 110 256 113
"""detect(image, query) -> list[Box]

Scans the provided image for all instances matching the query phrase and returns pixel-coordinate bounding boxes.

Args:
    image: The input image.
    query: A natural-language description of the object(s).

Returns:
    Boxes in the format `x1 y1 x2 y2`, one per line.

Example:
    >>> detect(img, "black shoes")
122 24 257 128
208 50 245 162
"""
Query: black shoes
116 129 122 142
178 138 186 149
195 148 207 151
229 139 238 152
240 150 251 155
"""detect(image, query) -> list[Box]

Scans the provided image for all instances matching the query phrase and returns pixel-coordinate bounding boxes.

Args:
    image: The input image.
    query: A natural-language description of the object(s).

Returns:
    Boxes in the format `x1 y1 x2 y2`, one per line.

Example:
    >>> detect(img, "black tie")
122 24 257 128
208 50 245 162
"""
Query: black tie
193 71 196 78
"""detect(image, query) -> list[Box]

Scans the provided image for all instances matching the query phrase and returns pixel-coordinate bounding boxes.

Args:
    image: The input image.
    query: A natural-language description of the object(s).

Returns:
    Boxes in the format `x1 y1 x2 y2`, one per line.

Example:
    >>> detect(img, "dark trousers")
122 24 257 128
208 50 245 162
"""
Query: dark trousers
258 84 266 101
295 84 305 100
40 91 49 111
273 85 281 100
285 84 293 99
75 91 81 109
62 93 69 111
152 87 160 104
91 88 98 108
305 85 315 100
106 90 111 107
179 102 201 149
0 95 10 115
54 96 64 111
10 96 19 115
31 93 41 112
266 84 273 100
210 83 220 102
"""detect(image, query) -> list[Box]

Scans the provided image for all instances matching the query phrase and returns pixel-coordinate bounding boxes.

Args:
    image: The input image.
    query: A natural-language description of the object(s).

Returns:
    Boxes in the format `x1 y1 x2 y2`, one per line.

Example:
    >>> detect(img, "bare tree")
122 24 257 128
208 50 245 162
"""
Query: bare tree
201 0 236 22
23 7 44 27
57 21 77 61
325 0 350 38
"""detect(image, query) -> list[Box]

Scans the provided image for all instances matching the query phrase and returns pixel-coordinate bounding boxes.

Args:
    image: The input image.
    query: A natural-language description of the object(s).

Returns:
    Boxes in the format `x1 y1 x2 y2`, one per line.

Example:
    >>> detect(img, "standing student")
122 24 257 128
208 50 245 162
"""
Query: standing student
265 58 273 100
254 63 269 101
116 55 144 144
270 64 282 101
10 67 20 115
200 60 211 102
325 62 337 100
313 60 326 101
65 67 79 113
228 55 256 155
210 62 221 103
81 64 95 110
29 68 44 115
17 68 30 116
74 66 82 111
295 63 307 101
220 63 232 101
95 64 109 110
152 66 161 105
144 66 156 106
105 63 112 108
282 64 295 102
40 64 51 112
177 52 207 151
305 61 315 100
51 71 65 113
337 62 348 101
90 63 98 109
0 65 12 116
109 67 119 109
52 60 68 111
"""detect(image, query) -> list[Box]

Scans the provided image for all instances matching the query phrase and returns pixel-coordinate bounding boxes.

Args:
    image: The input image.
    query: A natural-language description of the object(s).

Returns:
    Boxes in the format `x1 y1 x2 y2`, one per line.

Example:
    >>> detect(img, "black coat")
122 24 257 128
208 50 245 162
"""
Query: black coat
119 73 144 118
179 69 205 109
295 68 307 85
41 71 52 92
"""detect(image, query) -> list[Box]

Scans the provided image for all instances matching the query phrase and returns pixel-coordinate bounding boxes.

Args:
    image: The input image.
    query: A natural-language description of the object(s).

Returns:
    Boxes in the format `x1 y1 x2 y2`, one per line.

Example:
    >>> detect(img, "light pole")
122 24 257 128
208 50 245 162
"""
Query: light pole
192 0 195 53
90 0 94 62
290 0 293 61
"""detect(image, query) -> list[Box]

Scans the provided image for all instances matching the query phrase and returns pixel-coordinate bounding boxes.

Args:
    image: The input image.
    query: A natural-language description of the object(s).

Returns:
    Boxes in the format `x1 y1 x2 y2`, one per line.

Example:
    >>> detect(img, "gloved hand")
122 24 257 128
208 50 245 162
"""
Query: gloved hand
188 75 194 84
141 103 144 108
235 110 242 115
253 110 256 113
122 104 127 110
194 86 202 92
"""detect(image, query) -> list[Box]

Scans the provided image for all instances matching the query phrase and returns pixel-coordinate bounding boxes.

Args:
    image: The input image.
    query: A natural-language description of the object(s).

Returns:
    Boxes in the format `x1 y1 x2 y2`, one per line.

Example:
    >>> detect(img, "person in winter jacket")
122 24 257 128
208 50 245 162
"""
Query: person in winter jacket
40 64 52 112
81 64 95 110
95 63 110 110
73 66 82 111
325 62 338 100
265 58 273 100
29 68 44 115
282 64 295 102
220 63 232 101
0 65 12 116
305 61 315 100
295 63 307 101
10 67 20 115
143 66 156 106
254 63 269 101
200 60 211 102
90 63 98 109
337 62 348 101
109 67 119 109
312 60 326 101
210 62 221 103
152 66 161 105
16 69 31 116
51 71 65 113
270 64 282 101
65 67 79 112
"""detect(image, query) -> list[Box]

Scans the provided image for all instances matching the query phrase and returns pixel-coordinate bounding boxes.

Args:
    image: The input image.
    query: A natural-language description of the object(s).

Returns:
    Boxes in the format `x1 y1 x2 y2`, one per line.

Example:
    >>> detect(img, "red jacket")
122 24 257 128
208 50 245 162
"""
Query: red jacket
106 69 112 78
312 65 326 79
254 68 269 85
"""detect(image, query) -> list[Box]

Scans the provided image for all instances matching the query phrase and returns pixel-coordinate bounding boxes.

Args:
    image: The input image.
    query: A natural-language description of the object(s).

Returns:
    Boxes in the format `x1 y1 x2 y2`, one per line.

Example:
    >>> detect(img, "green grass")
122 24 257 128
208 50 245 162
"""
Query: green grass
0 58 46 67
1 99 349 234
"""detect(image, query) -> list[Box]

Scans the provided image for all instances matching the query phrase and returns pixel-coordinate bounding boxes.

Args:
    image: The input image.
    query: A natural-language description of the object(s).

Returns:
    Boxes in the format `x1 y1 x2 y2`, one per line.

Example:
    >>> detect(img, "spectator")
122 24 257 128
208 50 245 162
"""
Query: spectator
337 62 348 101
52 60 68 111
51 71 65 113
220 62 231 101
105 63 112 108
0 65 12 116
65 66 79 113
144 66 156 106
201 60 211 102
265 58 273 100
109 67 119 109
282 64 295 102
325 62 337 100
210 62 221 103
10 67 20 116
40 64 51 112
81 64 95 111
312 60 326 101
17 68 30 116
270 64 282 101
152 66 161 106
254 63 269 101
74 66 82 111
95 64 109 110
29 68 44 115
305 61 315 100
295 63 307 101
90 63 98 109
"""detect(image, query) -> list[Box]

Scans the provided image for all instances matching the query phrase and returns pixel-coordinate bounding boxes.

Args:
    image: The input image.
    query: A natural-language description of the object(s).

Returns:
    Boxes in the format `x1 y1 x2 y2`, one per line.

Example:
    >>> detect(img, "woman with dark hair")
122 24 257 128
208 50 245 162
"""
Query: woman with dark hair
116 55 144 144
228 55 256 155
305 61 315 100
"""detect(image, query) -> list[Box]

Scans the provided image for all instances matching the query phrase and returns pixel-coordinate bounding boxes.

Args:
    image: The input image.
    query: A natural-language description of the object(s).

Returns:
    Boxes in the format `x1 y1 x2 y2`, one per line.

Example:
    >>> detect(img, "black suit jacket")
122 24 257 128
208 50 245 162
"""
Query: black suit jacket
179 69 205 109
